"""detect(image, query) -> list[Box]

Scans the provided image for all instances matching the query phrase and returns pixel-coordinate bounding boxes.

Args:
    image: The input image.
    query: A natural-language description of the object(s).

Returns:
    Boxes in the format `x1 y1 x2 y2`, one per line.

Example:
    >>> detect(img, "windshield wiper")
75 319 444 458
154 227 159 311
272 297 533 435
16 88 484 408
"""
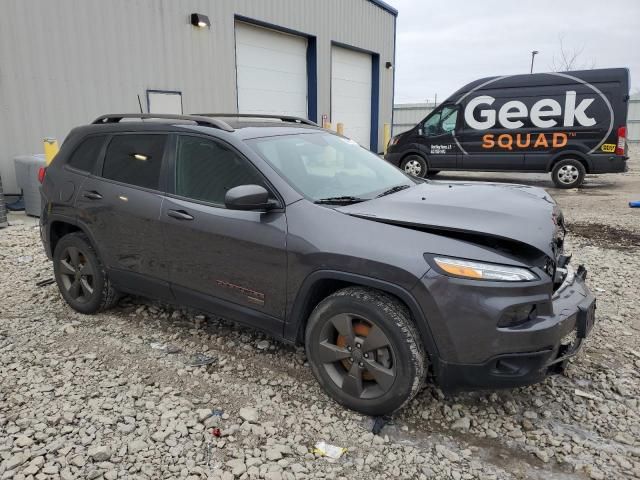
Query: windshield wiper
314 196 367 205
376 184 411 198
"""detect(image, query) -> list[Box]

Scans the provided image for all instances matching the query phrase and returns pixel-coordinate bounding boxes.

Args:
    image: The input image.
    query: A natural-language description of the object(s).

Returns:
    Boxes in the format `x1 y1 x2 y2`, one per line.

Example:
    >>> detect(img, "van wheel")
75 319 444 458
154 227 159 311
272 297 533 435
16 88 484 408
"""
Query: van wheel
305 287 426 416
53 232 119 314
401 155 428 178
551 159 586 188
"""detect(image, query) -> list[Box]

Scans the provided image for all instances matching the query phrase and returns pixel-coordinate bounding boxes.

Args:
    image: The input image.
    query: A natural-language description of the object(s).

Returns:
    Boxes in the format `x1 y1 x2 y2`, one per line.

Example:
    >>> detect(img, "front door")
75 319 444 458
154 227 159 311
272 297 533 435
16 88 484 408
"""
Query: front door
75 133 171 297
161 134 287 334
418 104 461 169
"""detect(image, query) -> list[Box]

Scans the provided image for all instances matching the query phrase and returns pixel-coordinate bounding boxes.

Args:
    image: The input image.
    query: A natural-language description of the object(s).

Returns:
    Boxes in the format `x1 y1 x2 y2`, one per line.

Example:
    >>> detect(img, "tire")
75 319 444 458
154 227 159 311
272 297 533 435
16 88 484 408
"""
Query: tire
305 286 427 415
400 155 428 178
551 158 586 189
53 232 119 314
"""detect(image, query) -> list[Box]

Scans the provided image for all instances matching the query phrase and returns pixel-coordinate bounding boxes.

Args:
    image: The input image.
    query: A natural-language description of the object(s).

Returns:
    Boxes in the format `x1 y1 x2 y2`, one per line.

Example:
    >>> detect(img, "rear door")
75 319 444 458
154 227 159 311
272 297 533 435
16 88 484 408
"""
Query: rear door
161 134 287 334
74 132 171 297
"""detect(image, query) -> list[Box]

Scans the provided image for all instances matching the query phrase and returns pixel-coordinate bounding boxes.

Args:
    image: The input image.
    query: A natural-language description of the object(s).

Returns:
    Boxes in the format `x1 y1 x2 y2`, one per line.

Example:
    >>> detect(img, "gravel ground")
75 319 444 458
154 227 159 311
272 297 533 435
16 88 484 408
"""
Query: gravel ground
1 146 638 480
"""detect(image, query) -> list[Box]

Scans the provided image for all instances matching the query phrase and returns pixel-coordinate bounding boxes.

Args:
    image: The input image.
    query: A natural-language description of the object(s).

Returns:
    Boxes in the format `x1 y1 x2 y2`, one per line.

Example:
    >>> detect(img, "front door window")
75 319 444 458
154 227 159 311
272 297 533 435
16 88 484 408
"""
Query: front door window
423 106 458 136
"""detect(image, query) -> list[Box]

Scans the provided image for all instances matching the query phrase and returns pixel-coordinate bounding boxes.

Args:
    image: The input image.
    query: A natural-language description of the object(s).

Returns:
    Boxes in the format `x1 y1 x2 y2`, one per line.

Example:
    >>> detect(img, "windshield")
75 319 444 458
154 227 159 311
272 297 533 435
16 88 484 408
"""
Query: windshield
248 133 416 202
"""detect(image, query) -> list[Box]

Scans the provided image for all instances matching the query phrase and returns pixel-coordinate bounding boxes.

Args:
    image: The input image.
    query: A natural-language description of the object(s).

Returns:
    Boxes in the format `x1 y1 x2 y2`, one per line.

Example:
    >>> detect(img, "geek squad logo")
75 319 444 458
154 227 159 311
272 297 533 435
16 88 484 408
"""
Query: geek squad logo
453 72 614 154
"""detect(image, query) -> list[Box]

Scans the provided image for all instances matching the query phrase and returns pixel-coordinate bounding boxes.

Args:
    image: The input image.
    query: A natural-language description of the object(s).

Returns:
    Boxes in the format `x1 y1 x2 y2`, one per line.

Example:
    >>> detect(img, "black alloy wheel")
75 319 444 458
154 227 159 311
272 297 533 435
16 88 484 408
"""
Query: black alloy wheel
306 287 426 415
58 246 95 304
53 232 119 314
318 313 396 400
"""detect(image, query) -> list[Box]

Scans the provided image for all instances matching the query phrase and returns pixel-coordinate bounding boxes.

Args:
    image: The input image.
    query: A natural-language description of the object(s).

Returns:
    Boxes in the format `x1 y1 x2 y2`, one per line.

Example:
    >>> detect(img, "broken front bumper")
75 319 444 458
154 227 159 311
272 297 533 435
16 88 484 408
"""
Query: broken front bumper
417 264 596 391
545 266 596 370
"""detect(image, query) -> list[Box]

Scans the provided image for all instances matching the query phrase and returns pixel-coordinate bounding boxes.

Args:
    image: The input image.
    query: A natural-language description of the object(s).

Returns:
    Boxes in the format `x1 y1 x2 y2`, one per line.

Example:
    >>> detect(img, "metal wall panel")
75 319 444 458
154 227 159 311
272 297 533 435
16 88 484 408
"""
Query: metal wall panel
0 0 395 193
392 103 437 135
629 94 640 143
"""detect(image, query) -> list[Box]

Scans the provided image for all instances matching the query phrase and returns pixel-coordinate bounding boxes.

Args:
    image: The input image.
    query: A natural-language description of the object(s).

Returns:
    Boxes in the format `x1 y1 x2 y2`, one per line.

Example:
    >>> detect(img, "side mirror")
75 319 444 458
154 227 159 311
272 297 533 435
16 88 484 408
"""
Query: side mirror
225 185 276 211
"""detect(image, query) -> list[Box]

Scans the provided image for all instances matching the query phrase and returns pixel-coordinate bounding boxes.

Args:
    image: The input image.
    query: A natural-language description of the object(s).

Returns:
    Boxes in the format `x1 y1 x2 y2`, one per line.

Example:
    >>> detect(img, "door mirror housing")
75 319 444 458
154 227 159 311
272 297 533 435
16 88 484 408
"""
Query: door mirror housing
225 185 276 211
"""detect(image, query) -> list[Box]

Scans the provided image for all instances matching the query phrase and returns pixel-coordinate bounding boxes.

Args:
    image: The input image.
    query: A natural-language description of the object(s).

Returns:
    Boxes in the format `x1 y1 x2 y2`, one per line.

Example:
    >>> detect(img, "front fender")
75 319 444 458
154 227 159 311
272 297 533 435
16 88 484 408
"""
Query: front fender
284 269 440 362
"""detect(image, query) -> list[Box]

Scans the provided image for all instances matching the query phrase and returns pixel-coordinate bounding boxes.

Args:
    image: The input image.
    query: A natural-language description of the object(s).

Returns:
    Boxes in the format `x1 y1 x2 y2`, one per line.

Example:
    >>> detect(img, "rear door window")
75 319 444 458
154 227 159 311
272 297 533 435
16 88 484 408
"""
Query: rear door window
67 135 107 173
102 134 167 190
174 135 268 206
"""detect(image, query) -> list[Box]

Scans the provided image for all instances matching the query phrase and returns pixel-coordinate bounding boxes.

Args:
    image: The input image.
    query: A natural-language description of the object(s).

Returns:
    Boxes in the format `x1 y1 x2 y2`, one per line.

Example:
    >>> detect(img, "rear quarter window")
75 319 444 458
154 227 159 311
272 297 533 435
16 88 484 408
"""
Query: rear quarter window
102 134 167 190
67 135 107 173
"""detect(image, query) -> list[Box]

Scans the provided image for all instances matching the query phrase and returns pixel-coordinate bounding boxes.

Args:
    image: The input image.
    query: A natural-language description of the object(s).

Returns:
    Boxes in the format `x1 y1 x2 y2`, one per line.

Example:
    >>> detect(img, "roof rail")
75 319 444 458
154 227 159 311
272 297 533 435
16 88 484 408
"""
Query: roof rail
193 113 319 127
92 113 234 132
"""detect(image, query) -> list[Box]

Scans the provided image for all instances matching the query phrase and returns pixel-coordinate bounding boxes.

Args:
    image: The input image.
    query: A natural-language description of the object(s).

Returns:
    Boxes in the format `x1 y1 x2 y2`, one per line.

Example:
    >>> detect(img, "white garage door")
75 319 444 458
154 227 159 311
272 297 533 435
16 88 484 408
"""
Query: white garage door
235 22 308 118
331 46 372 149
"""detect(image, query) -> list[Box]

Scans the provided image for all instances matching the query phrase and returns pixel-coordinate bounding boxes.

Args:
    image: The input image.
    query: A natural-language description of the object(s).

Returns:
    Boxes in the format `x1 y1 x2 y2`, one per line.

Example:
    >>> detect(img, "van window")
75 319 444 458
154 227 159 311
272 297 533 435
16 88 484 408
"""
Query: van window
423 106 458 136
68 135 107 173
102 134 167 190
175 135 268 206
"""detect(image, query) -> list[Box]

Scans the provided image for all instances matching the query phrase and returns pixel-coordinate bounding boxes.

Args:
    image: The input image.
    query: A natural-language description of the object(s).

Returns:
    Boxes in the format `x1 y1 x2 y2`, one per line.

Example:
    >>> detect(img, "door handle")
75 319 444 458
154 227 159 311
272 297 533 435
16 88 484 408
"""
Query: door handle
167 209 194 221
83 190 103 200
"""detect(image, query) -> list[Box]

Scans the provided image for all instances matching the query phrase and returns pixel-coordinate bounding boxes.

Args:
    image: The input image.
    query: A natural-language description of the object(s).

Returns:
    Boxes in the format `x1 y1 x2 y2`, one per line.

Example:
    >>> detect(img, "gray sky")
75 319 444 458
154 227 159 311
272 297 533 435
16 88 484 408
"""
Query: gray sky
387 0 640 104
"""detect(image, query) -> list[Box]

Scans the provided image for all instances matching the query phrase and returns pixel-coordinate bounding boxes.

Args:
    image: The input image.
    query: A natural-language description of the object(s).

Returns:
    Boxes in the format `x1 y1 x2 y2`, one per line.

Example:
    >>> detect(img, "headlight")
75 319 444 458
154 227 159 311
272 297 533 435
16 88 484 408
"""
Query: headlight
433 257 538 282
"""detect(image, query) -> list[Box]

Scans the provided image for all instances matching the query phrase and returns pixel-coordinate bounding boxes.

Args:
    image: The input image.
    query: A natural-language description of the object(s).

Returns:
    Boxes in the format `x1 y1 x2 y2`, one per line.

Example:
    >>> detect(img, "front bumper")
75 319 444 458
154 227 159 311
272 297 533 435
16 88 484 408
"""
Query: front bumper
384 151 403 167
413 265 596 391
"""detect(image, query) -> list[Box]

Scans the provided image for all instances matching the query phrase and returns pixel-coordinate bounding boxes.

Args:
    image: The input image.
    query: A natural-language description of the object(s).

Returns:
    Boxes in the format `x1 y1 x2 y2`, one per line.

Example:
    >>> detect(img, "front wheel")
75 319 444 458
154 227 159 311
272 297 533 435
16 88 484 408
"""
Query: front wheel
551 159 586 189
305 287 427 415
401 155 428 178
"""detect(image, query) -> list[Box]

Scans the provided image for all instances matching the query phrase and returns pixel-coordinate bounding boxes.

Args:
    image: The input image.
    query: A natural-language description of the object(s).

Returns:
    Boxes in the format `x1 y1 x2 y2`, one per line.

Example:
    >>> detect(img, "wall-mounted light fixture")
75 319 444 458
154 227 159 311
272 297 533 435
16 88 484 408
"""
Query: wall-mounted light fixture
190 13 210 29
385 61 393 70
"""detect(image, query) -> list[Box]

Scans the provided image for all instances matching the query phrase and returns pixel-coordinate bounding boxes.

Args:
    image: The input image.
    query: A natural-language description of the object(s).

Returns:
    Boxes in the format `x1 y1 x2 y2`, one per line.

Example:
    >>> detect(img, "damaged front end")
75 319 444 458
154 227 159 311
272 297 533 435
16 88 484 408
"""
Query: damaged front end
336 180 597 391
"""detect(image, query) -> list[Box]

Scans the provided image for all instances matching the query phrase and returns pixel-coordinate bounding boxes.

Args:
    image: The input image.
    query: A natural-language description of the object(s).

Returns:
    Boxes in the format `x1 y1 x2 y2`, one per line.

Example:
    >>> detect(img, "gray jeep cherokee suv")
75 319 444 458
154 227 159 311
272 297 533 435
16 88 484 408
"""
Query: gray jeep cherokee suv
40 113 596 415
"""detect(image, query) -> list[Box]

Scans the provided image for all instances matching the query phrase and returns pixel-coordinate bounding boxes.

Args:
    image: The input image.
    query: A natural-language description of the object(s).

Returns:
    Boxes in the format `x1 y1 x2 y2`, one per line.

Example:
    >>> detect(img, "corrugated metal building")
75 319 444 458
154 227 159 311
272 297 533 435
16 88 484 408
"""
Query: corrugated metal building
0 0 397 194
392 103 436 135
629 94 640 143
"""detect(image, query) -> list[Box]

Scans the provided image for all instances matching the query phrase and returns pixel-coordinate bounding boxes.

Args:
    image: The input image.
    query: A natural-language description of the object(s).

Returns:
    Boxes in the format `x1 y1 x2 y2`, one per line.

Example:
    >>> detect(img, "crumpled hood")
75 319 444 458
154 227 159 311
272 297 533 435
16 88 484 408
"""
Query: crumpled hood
337 181 563 258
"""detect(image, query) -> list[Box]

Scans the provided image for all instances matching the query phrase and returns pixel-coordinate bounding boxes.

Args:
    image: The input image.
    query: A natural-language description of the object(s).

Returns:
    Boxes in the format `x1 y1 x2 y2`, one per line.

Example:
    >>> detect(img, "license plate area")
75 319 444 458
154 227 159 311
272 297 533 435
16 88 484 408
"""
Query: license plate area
576 300 596 339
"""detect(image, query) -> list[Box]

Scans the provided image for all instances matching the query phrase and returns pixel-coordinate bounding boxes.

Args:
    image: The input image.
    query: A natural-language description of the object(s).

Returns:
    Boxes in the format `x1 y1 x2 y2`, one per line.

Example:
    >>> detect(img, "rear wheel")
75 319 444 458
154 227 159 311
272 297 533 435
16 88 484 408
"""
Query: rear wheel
53 232 119 314
551 158 586 189
401 155 428 178
305 287 426 415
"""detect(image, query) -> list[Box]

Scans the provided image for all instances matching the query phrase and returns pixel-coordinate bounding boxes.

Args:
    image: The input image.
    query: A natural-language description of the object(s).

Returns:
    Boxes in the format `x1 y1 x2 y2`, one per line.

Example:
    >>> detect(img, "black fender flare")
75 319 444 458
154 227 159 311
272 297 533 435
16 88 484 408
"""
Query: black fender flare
46 214 104 259
285 269 440 363
546 149 592 173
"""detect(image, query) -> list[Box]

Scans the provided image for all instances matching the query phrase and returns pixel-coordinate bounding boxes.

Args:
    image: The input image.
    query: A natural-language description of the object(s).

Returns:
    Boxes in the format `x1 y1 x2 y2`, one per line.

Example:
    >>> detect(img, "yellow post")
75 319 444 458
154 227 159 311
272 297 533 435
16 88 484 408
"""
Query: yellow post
323 121 332 130
383 123 392 155
336 123 344 136
43 138 59 165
